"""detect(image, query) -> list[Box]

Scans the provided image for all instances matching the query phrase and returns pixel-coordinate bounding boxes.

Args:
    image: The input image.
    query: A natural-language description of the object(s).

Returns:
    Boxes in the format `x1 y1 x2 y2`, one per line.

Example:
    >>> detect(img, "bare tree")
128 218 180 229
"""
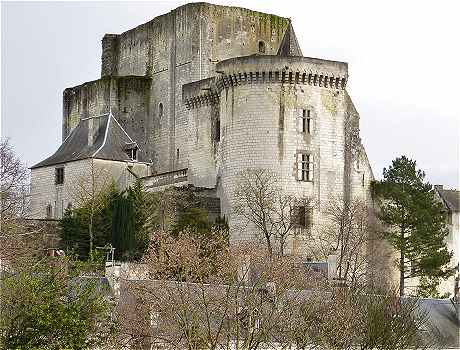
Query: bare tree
292 285 436 350
0 139 29 232
234 168 314 256
304 195 387 287
118 230 323 350
70 160 112 259
117 229 438 350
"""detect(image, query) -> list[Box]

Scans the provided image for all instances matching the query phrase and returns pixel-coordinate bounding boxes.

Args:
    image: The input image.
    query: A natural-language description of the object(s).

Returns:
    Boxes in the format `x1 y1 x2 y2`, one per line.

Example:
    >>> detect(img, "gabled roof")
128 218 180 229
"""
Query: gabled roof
436 187 460 212
31 112 148 169
277 22 303 57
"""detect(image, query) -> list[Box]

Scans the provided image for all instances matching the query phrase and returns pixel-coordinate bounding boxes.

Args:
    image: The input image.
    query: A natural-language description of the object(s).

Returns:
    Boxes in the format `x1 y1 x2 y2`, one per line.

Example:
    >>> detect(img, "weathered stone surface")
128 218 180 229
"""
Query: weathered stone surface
32 3 377 259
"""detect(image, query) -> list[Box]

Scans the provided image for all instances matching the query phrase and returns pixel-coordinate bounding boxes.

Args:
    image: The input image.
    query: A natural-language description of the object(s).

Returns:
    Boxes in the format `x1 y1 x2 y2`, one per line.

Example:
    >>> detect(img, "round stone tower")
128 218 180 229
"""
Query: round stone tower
215 55 350 247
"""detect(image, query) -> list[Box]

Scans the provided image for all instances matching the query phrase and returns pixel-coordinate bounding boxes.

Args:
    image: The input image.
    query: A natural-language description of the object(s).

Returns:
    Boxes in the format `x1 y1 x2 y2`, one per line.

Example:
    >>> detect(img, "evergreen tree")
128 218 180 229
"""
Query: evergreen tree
372 156 453 296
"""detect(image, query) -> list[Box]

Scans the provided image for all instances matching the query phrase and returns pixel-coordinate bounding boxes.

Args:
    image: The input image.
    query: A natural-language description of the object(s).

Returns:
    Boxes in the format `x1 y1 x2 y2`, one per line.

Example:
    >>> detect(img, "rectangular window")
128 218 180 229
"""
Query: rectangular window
55 167 64 185
295 206 313 229
46 204 52 218
297 153 313 182
300 109 312 134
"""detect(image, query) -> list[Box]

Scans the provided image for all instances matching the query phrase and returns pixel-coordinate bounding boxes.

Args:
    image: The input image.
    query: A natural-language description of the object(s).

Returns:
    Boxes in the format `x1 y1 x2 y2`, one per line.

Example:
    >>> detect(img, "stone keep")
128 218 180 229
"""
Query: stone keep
31 3 374 251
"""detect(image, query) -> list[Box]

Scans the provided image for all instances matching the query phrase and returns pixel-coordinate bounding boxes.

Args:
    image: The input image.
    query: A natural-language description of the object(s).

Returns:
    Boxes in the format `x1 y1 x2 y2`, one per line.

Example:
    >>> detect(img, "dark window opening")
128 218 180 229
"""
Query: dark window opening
46 204 52 219
258 41 266 54
126 148 137 161
297 153 313 182
176 148 180 160
295 206 313 229
55 167 64 185
301 109 312 133
125 143 138 161
158 103 163 118
362 173 365 187
215 119 221 141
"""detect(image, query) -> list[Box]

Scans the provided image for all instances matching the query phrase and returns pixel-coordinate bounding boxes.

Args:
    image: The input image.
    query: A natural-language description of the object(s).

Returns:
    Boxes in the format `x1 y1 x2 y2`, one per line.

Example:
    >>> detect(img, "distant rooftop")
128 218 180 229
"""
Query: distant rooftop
435 185 460 212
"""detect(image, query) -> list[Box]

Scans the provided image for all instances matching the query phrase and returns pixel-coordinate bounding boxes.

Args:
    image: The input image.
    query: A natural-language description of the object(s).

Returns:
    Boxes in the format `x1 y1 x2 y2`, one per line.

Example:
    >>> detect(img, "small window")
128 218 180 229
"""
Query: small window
55 167 64 185
176 148 180 160
215 119 221 142
125 143 138 161
299 109 312 134
46 204 52 219
362 173 365 187
297 153 313 182
150 310 159 327
258 41 266 54
158 103 163 118
295 206 313 229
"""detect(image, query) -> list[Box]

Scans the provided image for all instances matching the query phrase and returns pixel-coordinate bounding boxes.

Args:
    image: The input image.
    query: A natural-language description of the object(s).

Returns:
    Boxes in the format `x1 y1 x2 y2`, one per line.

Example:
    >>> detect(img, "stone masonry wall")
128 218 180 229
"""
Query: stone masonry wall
63 77 151 153
30 159 93 219
211 56 349 252
30 159 149 220
92 3 293 175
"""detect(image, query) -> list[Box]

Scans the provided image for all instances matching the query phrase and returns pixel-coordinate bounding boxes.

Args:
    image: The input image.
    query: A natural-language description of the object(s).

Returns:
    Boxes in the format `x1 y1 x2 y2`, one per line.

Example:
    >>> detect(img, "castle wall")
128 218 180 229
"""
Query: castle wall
95 3 293 175
208 56 349 251
63 78 111 140
63 77 151 153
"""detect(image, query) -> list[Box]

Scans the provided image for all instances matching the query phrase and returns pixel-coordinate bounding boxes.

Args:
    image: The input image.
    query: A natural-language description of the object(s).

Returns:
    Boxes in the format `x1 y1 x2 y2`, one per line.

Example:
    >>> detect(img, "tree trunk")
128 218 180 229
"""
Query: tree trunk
400 228 405 296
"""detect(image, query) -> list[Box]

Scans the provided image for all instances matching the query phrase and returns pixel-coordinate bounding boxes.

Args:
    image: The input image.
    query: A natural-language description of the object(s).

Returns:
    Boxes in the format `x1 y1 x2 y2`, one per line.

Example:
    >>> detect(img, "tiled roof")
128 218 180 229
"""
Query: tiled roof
31 112 148 169
437 188 460 212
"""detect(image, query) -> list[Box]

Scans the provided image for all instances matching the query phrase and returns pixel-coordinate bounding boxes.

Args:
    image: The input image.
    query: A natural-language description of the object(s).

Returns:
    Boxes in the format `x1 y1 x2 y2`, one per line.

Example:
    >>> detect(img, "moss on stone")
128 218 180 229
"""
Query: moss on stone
321 90 338 116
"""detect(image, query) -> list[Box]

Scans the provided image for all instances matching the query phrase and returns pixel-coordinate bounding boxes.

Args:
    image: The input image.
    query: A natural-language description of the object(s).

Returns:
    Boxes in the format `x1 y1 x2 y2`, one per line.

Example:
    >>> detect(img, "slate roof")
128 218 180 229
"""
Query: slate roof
31 112 148 169
418 298 460 349
437 188 460 212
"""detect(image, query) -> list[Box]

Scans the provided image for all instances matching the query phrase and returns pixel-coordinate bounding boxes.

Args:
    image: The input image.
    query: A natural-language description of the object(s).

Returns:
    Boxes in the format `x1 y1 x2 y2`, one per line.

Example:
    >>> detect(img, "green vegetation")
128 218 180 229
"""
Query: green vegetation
60 180 149 261
0 258 116 350
60 182 227 263
372 156 453 297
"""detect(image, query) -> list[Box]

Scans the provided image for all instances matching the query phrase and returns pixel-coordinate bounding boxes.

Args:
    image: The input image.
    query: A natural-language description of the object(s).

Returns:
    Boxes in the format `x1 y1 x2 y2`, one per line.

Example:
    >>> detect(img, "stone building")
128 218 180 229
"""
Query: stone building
434 185 459 297
30 3 374 254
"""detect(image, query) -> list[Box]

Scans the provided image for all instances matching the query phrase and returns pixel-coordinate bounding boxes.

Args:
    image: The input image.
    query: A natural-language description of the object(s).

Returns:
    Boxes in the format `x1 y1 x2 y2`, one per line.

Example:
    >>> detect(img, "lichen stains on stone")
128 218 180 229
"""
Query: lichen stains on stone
321 89 338 116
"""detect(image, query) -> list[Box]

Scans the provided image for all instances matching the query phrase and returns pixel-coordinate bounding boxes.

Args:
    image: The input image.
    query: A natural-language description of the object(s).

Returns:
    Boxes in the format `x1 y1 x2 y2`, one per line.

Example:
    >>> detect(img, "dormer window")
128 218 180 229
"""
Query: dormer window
125 142 138 161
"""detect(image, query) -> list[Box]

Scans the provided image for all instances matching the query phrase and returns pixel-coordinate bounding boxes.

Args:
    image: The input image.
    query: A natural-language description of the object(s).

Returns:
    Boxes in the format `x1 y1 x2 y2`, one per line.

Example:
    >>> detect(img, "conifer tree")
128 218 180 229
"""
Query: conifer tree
372 156 452 296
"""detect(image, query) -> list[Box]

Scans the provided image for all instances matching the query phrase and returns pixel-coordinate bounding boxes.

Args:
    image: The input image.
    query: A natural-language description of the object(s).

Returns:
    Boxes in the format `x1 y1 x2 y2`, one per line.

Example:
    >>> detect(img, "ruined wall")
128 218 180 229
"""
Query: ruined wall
63 78 111 140
94 3 294 174
63 76 151 153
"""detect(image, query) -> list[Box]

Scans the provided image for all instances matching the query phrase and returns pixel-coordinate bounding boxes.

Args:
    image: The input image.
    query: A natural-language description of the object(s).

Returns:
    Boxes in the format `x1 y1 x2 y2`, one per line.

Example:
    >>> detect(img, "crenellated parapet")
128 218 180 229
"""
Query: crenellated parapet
183 77 219 110
215 55 348 91
183 55 349 109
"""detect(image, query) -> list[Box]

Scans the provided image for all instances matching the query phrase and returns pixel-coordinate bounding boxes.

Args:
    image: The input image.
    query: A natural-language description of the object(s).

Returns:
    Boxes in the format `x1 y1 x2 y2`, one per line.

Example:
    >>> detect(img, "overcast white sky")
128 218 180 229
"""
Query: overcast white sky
1 0 459 188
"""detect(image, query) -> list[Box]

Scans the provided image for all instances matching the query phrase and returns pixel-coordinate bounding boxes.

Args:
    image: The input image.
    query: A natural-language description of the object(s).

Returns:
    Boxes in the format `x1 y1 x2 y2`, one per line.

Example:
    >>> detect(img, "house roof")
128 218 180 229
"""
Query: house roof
31 112 148 169
418 298 460 348
436 187 460 212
